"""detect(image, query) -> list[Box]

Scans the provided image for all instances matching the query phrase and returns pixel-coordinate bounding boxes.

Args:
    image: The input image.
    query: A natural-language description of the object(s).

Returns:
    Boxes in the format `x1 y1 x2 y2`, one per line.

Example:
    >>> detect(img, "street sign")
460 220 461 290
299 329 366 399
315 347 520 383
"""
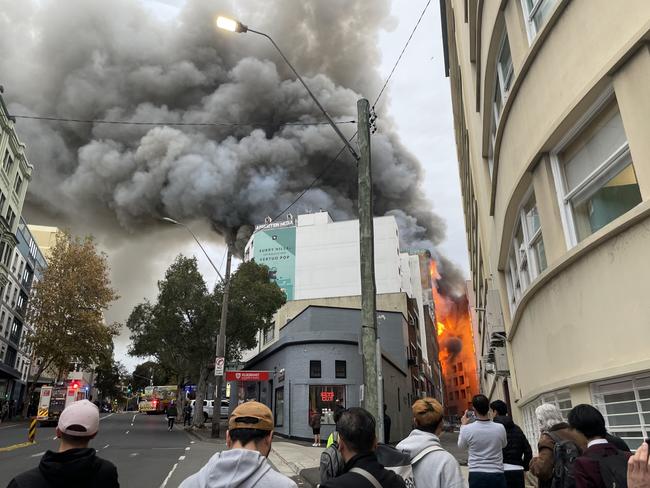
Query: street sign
225 370 270 382
215 357 225 377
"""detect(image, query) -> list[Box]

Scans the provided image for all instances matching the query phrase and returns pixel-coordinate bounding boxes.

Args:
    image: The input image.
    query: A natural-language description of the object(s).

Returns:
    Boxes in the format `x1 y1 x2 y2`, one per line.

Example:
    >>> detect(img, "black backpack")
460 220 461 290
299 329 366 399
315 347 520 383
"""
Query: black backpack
548 432 581 488
588 450 629 488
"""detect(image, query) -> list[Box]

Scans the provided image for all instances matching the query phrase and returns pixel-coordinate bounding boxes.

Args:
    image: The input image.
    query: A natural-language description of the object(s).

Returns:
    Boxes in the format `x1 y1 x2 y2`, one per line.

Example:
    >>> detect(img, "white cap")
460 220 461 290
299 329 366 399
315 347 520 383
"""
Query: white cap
57 399 100 437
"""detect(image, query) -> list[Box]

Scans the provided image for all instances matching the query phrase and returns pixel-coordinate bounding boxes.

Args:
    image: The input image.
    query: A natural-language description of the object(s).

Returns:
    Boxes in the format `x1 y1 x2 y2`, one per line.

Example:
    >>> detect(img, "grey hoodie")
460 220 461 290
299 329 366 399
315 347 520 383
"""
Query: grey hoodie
179 448 297 488
396 429 466 488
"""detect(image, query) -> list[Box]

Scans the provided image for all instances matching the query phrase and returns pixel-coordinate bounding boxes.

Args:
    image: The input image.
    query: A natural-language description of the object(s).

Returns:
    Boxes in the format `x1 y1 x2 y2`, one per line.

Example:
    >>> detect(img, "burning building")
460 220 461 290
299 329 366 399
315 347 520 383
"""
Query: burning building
430 261 479 417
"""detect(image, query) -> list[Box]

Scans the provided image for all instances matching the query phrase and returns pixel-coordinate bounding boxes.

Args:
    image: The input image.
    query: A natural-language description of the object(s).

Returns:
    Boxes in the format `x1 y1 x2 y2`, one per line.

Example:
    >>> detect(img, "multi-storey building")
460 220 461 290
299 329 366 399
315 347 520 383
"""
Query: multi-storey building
440 0 650 447
237 211 444 440
0 88 33 405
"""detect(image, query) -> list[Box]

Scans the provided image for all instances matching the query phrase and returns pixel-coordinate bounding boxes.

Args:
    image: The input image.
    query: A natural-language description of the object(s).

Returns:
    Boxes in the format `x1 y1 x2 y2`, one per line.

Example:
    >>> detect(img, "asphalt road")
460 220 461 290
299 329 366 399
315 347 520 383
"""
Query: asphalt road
0 412 224 488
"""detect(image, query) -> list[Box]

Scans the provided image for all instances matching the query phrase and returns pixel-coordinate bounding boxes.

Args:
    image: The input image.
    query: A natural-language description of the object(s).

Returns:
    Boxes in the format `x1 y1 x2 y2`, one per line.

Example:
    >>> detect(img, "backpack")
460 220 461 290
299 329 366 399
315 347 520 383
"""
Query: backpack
376 443 444 488
320 438 345 483
588 450 629 488
548 432 581 488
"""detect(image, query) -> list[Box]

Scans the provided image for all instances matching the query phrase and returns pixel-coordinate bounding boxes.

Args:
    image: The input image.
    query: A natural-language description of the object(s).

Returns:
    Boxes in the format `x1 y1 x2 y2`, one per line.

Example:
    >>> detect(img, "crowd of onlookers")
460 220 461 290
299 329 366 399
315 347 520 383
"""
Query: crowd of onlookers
6 394 650 487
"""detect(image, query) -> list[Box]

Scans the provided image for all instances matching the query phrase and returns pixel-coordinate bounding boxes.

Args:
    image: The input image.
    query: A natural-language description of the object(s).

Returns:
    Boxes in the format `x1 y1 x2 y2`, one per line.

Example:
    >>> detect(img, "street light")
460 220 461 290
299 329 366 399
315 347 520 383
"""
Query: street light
162 217 224 282
162 216 233 439
215 16 360 162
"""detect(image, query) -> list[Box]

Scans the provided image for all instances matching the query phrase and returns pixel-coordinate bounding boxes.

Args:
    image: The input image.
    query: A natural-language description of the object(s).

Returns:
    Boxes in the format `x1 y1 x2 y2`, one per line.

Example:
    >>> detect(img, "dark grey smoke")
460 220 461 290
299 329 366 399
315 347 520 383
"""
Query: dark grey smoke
0 0 464 291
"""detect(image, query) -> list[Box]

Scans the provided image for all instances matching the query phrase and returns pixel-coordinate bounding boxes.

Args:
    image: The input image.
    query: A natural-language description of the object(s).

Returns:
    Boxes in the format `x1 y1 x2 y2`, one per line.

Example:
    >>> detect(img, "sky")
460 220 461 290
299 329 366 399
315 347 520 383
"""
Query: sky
20 0 468 370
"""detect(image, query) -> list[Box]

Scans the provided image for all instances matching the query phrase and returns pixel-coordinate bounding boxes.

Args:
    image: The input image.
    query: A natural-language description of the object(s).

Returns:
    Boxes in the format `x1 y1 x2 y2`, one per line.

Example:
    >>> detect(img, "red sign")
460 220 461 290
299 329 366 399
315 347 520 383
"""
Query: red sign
320 391 335 402
225 371 270 382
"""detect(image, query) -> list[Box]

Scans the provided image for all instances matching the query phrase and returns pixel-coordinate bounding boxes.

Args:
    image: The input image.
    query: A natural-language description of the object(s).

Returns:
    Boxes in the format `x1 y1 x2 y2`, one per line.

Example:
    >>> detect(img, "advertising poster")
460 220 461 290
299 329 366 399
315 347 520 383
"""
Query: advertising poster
253 227 296 300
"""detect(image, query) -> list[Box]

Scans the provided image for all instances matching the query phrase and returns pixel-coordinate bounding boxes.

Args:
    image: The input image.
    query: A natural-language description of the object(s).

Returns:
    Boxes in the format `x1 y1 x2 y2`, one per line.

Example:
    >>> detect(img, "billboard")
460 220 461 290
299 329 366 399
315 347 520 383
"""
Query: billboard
253 227 296 300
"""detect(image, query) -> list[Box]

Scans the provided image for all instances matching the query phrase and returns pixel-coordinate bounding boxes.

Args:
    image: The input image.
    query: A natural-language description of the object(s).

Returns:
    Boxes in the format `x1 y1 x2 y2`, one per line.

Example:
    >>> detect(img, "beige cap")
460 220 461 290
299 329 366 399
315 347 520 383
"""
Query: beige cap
58 400 100 437
228 401 274 431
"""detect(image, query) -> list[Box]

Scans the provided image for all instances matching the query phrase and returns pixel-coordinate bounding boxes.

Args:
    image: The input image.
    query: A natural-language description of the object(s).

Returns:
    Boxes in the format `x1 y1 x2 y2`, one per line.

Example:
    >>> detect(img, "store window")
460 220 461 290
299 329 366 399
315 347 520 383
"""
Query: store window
521 389 572 449
309 360 321 378
274 388 284 427
553 98 642 245
521 0 559 41
309 385 345 425
592 373 650 450
335 360 346 379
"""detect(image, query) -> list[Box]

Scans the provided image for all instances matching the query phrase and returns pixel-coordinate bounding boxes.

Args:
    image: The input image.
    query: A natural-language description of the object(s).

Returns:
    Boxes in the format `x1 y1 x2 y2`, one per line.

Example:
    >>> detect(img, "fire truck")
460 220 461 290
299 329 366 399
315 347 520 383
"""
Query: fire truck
37 380 88 425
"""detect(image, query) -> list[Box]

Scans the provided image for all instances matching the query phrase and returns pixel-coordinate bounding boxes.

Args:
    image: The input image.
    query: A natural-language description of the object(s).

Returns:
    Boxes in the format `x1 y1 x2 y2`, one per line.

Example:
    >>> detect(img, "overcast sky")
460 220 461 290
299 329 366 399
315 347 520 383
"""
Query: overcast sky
102 0 469 369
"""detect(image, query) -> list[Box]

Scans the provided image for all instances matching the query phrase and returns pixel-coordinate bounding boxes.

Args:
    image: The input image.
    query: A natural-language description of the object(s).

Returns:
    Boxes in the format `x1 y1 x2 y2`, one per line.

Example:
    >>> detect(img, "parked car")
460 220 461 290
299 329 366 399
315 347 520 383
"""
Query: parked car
190 399 230 422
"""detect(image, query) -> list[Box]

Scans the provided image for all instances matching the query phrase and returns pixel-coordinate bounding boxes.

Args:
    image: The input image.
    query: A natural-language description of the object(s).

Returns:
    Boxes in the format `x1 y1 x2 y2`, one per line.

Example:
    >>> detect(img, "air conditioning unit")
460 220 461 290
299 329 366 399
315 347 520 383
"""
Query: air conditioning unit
486 289 506 347
484 362 496 373
494 346 509 374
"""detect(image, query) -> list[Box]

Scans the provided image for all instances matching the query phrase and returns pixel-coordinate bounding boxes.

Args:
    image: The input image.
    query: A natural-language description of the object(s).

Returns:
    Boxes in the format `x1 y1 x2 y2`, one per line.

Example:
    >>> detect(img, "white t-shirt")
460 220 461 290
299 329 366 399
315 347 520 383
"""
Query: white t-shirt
458 419 508 473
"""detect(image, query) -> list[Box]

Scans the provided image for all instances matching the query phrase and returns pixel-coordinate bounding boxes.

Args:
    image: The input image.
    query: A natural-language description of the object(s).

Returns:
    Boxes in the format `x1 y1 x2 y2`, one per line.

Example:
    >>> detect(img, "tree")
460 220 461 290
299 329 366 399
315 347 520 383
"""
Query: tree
131 361 171 393
94 346 128 402
21 232 119 416
127 256 285 428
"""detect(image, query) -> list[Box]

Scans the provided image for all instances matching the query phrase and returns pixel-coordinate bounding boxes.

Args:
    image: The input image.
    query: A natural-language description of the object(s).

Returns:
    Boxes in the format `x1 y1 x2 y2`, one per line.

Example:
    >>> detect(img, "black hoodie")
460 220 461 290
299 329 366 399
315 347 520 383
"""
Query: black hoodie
493 415 533 469
8 448 119 488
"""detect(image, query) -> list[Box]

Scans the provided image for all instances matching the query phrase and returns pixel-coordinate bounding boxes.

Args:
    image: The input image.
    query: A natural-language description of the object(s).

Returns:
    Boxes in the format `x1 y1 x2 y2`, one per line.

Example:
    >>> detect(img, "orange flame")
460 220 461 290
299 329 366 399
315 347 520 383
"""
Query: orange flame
430 260 479 416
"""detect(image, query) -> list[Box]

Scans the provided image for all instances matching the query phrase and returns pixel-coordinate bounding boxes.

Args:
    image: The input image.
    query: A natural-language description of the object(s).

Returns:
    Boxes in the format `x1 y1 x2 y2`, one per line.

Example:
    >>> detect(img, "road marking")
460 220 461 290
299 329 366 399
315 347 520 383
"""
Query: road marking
178 455 186 461
160 463 178 488
52 436 57 441
99 413 115 421
129 452 139 457
152 447 185 450
30 451 45 458
132 414 137 423
102 444 110 450
0 442 35 452
190 441 195 444
0 424 20 430
125 430 130 434
185 446 191 451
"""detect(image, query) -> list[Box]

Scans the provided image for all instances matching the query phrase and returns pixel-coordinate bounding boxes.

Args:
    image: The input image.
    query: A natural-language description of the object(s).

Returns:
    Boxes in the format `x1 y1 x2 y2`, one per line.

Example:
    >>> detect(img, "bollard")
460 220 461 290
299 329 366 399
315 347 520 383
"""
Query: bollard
28 418 37 443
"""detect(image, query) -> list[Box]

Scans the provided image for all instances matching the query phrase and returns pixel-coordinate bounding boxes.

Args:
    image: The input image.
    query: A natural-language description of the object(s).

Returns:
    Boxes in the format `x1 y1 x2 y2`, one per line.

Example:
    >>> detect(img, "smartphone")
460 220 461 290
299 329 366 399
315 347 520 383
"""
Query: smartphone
466 409 476 422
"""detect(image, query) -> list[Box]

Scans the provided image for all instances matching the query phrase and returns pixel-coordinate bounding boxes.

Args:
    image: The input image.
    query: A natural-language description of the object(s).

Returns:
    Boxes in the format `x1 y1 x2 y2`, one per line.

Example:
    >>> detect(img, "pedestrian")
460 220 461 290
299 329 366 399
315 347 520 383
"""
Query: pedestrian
490 399 532 488
458 394 508 488
166 401 178 431
383 404 391 445
326 407 346 448
184 402 193 426
396 397 465 488
0 400 7 422
627 441 650 488
179 401 297 488
568 404 631 488
7 399 119 488
319 407 406 488
310 408 322 447
529 403 587 488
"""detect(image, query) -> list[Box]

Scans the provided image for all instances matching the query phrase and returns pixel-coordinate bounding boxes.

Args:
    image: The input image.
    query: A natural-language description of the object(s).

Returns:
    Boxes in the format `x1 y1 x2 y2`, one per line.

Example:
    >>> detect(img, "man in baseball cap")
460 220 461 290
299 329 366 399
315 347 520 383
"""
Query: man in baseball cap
180 401 297 488
8 399 119 488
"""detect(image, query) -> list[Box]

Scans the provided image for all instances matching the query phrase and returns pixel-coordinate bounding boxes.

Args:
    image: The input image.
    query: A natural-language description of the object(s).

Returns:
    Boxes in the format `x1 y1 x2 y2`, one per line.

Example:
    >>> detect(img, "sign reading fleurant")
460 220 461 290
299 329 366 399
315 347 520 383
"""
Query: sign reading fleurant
253 227 296 300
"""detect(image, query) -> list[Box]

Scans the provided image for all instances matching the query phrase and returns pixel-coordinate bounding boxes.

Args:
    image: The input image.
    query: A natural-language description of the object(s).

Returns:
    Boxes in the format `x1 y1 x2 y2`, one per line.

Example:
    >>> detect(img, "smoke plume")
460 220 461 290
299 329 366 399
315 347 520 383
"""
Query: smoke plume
0 0 464 292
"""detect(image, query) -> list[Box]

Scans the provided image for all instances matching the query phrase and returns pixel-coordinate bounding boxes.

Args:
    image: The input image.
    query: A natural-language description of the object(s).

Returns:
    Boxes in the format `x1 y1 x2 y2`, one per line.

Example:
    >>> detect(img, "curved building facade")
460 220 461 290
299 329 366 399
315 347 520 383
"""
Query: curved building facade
441 0 650 447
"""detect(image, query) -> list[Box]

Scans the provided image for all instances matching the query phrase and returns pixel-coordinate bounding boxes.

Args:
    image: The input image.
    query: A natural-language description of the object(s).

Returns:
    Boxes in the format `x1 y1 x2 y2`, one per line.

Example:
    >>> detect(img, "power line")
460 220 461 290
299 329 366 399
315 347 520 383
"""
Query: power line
373 0 432 108
10 114 356 128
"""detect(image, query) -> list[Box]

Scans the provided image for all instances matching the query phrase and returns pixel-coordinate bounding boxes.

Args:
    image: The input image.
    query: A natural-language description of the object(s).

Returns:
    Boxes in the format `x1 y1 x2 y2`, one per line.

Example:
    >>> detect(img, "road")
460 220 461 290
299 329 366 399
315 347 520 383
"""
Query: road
0 412 224 488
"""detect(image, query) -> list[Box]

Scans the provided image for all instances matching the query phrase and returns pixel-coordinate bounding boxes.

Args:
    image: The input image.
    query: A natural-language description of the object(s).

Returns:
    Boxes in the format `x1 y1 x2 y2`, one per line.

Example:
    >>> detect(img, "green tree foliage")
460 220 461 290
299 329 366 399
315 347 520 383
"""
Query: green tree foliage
22 232 119 416
94 347 128 402
131 361 171 393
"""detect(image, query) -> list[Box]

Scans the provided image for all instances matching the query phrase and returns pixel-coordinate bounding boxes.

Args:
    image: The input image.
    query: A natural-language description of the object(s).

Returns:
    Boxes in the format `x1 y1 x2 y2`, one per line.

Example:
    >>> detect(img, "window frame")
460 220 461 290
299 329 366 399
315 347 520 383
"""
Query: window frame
550 87 638 248
521 388 572 449
309 360 322 379
520 0 559 42
335 360 347 379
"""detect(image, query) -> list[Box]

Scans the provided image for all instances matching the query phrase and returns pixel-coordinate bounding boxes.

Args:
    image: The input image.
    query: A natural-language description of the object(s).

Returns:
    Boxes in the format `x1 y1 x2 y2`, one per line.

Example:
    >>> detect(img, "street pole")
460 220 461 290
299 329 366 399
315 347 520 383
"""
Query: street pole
211 245 232 438
357 99 383 442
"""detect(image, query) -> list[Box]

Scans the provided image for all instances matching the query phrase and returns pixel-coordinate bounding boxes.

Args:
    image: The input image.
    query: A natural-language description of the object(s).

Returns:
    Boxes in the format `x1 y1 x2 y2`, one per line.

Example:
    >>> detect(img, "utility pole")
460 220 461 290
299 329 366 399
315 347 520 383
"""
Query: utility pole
357 99 383 442
211 245 232 438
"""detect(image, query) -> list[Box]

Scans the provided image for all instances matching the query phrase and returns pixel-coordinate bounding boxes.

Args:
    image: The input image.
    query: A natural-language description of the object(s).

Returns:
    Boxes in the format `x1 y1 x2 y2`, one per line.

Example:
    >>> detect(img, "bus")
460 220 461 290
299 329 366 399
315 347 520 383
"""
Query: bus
138 385 177 414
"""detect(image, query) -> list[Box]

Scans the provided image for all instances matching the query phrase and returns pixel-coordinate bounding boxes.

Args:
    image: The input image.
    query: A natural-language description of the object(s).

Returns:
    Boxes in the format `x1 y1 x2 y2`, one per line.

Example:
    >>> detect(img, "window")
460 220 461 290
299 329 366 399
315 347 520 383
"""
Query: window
335 360 346 379
0 192 5 214
553 99 642 245
10 318 22 344
521 0 559 40
592 373 650 451
496 33 514 97
309 385 345 425
14 175 22 195
2 150 13 173
5 346 17 368
5 207 15 229
274 387 284 427
309 360 321 378
262 324 275 345
522 388 572 448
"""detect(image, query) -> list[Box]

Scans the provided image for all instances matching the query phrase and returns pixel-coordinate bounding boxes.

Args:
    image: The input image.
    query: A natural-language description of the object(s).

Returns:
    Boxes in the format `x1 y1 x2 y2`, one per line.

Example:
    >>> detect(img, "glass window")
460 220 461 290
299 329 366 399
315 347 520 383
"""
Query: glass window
309 385 345 425
522 388 572 449
335 360 346 379
14 175 22 195
592 374 650 451
497 34 514 95
309 360 321 379
2 150 13 173
558 102 642 243
522 0 559 40
274 387 284 427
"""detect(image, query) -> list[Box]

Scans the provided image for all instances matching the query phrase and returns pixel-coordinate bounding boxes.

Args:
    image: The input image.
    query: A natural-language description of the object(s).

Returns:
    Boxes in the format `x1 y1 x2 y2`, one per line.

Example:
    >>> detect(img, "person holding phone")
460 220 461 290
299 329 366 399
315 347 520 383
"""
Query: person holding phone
458 394 508 488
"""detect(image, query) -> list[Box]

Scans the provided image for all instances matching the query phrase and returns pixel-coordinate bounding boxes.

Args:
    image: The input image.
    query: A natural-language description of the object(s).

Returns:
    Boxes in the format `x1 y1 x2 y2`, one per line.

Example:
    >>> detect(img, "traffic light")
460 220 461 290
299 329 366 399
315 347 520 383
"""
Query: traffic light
127 384 132 395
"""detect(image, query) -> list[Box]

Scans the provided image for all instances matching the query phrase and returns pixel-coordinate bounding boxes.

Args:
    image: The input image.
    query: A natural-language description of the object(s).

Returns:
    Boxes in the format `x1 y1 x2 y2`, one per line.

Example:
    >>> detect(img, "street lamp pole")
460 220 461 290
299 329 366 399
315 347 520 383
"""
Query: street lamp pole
162 217 230 438
217 17 382 440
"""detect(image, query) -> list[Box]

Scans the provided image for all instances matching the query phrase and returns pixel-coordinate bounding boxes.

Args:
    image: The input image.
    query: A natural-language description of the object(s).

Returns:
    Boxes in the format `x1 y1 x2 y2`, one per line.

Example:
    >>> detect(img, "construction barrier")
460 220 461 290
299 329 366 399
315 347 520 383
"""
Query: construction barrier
28 418 37 443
